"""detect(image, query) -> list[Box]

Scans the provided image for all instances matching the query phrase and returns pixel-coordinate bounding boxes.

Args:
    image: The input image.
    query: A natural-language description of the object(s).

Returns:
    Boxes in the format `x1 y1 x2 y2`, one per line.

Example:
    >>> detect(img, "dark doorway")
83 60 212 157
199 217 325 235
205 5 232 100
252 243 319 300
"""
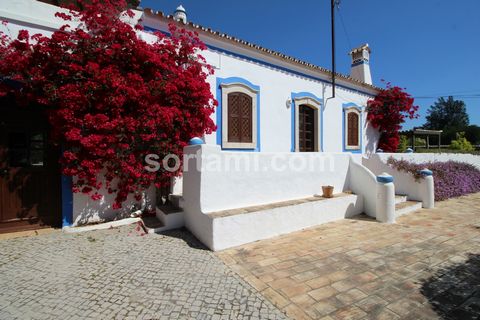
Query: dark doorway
0 98 62 233
299 104 316 152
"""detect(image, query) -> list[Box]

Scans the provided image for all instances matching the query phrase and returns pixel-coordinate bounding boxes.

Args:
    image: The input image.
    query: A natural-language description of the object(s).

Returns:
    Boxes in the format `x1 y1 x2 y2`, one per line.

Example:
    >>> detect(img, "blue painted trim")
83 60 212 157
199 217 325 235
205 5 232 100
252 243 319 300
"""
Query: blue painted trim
290 92 323 152
351 60 369 67
377 175 394 183
189 137 204 145
61 175 73 227
216 77 261 152
142 26 376 97
419 169 433 176
342 103 364 153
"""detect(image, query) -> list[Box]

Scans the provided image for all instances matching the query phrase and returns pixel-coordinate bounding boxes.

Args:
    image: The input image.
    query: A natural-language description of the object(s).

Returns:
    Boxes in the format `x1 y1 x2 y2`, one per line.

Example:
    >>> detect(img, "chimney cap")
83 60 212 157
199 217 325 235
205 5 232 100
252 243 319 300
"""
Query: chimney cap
349 44 371 56
175 5 186 13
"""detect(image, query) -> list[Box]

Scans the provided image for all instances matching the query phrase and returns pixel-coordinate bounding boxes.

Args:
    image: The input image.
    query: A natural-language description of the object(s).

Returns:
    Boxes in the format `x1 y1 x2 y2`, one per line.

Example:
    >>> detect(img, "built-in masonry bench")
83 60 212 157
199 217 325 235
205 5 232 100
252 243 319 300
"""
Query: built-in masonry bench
203 193 363 251
180 144 434 251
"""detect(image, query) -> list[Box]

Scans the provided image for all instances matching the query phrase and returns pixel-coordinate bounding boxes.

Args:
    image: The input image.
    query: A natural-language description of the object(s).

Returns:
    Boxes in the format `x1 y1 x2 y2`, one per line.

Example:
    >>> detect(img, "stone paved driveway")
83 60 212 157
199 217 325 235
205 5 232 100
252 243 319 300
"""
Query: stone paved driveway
218 193 480 320
0 224 286 320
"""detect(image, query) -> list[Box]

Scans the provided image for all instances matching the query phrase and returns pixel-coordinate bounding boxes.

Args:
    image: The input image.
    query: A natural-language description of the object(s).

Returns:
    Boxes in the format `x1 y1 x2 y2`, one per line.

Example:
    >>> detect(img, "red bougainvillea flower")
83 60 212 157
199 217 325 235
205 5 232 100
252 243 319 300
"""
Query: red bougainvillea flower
0 0 216 207
367 82 419 152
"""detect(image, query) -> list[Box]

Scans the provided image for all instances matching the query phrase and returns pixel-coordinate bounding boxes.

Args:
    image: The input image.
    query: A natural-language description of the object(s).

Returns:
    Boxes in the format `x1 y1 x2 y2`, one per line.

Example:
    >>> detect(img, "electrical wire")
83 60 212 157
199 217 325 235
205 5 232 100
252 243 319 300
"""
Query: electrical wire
337 6 353 51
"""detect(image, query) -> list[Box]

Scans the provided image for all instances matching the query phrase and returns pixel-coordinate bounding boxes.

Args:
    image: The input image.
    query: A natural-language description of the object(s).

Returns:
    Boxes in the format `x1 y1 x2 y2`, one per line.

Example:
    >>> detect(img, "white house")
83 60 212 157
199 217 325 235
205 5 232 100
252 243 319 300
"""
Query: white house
0 1 436 249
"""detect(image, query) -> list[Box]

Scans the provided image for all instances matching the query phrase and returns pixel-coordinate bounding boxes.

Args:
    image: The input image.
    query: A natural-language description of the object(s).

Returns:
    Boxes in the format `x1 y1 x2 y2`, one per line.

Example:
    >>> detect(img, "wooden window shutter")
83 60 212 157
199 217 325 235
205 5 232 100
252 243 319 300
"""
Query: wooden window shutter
347 112 359 147
227 92 253 143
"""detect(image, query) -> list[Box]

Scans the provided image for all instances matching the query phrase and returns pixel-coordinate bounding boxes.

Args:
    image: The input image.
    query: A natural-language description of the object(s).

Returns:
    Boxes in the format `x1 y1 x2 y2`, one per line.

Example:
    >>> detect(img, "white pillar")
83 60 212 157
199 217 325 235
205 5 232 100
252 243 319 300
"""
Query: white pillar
419 169 434 209
376 173 395 223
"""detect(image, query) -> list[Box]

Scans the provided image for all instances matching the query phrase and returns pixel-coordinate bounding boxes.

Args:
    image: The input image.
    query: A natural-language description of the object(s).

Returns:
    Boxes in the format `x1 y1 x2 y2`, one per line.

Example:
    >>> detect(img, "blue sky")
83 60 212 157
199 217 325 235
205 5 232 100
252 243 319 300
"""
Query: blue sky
141 0 480 129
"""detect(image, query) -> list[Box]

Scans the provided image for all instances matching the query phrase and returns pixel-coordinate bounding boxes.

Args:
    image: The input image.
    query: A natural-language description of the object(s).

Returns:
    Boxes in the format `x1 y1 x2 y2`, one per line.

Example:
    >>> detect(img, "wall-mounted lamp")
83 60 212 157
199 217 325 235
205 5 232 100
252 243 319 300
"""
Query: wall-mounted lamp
286 97 292 108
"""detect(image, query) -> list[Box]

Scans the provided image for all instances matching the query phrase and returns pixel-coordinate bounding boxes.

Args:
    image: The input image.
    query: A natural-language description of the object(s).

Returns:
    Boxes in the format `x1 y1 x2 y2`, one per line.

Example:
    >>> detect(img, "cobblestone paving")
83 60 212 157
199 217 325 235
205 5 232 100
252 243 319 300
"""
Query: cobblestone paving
218 193 480 320
0 225 286 320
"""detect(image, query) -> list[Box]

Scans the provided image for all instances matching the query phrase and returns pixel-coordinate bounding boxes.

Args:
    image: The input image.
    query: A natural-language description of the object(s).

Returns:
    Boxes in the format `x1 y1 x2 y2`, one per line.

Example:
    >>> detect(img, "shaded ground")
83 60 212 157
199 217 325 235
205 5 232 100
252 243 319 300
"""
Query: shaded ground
0 224 286 320
218 193 480 319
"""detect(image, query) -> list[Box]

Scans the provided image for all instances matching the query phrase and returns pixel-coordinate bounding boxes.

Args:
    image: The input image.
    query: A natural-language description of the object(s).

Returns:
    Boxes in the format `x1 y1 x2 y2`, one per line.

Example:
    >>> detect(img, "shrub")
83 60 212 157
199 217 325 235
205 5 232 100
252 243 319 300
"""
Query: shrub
0 0 216 207
397 135 409 152
367 82 419 152
387 157 480 201
450 133 475 152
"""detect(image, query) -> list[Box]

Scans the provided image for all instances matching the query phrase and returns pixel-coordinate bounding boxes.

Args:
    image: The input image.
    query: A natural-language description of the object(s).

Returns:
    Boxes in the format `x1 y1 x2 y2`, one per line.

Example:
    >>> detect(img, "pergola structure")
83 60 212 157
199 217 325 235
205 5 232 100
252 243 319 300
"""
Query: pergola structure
411 128 443 151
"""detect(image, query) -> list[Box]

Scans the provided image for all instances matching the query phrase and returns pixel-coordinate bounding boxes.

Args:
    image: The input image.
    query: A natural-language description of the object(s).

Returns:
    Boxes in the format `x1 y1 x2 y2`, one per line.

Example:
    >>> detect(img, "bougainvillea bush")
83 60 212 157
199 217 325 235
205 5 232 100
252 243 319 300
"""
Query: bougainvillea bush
367 82 419 152
0 0 216 207
387 158 480 201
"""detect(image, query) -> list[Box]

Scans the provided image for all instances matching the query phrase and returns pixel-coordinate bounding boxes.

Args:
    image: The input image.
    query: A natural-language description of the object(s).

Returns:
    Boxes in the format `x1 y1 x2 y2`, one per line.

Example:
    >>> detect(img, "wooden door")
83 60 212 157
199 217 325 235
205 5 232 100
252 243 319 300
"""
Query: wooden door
299 105 315 152
0 99 61 232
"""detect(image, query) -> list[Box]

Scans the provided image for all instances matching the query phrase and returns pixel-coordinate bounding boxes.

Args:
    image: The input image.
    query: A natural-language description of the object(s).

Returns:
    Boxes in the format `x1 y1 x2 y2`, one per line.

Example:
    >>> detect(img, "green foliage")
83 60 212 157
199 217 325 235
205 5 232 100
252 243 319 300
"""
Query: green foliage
414 137 426 147
465 125 480 145
397 135 409 152
450 133 475 152
423 96 470 144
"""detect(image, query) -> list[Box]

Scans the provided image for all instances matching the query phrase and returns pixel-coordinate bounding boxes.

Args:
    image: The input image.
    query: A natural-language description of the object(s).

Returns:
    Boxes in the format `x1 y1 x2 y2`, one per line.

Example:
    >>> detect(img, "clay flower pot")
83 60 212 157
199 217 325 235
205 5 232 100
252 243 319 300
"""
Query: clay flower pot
322 185 334 198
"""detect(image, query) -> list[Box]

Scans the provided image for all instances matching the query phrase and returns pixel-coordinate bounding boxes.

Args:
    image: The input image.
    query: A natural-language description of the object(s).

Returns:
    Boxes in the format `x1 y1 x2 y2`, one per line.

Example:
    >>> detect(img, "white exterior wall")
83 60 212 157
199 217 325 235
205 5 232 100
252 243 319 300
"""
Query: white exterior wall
72 185 155 226
202 49 379 153
142 15 380 154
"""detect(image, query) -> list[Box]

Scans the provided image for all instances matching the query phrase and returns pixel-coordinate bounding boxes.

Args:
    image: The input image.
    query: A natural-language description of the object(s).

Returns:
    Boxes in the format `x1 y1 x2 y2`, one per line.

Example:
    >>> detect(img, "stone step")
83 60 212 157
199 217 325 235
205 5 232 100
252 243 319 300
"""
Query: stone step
395 200 422 217
395 194 408 205
141 216 165 234
168 194 184 209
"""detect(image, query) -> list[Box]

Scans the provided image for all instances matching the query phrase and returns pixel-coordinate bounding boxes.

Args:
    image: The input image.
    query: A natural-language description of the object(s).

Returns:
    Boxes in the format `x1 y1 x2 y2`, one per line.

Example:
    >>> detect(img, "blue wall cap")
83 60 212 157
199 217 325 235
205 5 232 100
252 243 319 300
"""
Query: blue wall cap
419 169 433 176
405 148 414 153
376 174 394 183
189 137 204 145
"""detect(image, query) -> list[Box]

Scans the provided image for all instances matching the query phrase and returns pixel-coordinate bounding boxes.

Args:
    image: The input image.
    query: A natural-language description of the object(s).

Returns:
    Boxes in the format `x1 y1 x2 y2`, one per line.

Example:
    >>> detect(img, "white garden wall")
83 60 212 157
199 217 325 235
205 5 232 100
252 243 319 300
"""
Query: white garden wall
182 144 384 250
374 153 480 170
363 154 436 208
184 145 353 213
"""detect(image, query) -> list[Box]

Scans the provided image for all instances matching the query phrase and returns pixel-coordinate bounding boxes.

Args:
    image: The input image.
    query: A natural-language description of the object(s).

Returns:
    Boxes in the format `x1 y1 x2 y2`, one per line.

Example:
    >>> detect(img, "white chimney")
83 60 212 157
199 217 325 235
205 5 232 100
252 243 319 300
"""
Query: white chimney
174 5 187 24
349 44 372 85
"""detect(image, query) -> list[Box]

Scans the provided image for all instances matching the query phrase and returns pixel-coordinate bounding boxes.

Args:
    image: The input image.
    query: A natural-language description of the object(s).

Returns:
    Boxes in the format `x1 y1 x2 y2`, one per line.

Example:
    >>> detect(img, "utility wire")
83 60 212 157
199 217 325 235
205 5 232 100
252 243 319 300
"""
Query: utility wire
336 3 353 50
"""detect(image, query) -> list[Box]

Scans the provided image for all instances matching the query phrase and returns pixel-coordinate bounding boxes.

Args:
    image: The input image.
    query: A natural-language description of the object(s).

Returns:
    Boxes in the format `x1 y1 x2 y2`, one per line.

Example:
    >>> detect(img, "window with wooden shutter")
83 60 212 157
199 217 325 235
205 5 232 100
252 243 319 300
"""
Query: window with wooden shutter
227 92 252 143
347 112 359 147
220 81 258 149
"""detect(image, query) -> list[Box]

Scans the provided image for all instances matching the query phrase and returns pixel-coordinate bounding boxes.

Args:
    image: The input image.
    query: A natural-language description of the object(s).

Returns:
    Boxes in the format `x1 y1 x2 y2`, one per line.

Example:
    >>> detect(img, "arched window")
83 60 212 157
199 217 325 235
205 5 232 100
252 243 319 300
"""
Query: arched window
221 82 258 149
343 106 362 151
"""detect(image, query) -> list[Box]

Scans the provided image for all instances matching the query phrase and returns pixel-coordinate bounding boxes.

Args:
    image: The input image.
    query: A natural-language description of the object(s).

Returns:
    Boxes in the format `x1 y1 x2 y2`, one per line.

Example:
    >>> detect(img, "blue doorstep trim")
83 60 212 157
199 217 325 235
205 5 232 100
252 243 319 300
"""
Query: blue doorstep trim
342 103 364 154
290 92 323 152
216 77 261 152
61 175 73 227
377 175 394 183
142 27 376 98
